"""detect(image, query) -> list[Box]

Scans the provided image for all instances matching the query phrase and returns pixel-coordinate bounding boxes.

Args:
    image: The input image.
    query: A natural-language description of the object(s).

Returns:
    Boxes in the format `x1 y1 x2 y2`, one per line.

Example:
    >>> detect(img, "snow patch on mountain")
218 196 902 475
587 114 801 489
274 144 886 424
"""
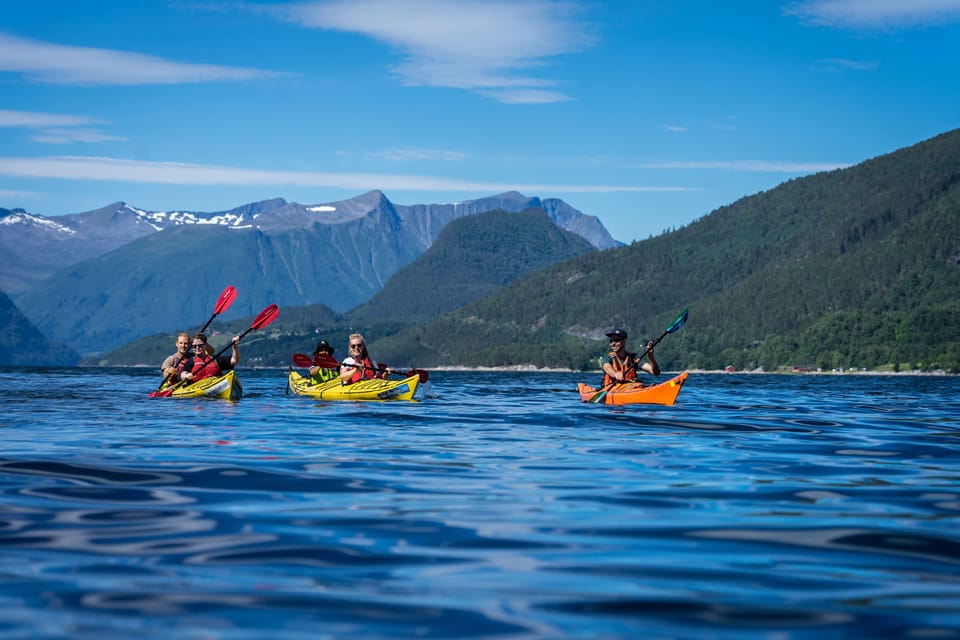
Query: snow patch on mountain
0 211 76 235
122 203 247 229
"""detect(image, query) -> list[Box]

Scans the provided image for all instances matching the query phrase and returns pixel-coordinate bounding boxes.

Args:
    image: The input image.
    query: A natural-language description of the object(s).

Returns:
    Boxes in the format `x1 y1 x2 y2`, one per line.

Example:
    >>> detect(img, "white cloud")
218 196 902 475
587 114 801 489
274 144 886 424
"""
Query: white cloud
0 109 124 145
816 57 879 71
367 147 466 162
634 159 851 172
0 155 693 194
0 109 106 127
0 32 288 85
30 129 127 144
274 0 593 103
0 188 38 199
785 0 960 29
662 125 689 132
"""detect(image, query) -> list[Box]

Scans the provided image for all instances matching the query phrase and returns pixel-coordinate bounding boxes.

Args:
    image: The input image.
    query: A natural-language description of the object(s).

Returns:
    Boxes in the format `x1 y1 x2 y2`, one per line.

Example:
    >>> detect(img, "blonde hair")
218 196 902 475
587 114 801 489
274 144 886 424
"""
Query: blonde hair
348 333 367 355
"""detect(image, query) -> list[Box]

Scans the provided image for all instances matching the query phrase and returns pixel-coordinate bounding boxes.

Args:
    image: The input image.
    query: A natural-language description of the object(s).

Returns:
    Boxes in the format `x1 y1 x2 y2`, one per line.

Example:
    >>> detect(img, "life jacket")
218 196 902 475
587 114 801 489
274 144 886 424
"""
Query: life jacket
311 365 339 383
345 356 379 384
178 355 222 382
603 350 638 386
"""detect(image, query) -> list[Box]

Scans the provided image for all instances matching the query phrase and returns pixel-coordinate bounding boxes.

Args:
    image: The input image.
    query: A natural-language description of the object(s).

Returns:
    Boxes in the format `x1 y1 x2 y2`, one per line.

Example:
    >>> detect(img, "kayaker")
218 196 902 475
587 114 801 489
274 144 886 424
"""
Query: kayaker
160 332 191 380
602 328 659 385
308 339 339 383
339 333 390 385
177 333 240 384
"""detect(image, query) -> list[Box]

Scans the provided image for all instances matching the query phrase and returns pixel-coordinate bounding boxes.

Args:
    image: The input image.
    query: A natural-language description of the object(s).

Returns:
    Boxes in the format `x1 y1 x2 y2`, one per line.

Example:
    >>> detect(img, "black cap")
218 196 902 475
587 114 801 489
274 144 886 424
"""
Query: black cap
605 329 628 340
314 340 334 354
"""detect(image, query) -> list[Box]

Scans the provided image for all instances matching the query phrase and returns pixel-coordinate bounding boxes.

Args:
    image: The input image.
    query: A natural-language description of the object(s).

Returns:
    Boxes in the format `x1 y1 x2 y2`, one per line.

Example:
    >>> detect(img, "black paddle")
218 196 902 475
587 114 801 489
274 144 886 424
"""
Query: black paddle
588 308 688 404
154 285 237 393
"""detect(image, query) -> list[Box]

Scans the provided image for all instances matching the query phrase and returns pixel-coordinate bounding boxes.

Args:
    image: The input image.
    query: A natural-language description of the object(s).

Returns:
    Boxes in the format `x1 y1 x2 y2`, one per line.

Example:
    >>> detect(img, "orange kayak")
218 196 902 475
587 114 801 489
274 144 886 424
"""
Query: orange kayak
578 371 688 406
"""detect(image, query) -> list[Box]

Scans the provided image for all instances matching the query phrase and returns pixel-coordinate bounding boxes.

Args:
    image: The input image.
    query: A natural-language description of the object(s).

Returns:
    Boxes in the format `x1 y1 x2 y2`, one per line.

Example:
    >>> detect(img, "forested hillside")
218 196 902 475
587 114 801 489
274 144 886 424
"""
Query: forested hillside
349 209 595 323
375 129 960 372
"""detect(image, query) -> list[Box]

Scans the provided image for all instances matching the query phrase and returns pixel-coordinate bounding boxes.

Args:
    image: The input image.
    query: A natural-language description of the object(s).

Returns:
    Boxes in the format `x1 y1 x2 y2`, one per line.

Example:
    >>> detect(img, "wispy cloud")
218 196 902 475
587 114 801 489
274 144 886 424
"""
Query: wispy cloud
272 0 594 104
0 32 288 85
0 188 38 199
662 125 689 132
785 0 960 29
0 155 694 194
30 129 127 144
633 159 851 172
367 147 466 162
816 57 879 71
0 109 125 144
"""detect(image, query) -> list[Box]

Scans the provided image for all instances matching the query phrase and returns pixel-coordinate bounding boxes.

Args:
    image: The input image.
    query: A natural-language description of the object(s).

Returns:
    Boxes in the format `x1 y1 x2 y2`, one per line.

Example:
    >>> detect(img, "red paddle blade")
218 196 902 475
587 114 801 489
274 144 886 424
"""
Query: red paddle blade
407 369 429 383
251 304 279 330
314 353 340 368
214 285 237 314
292 353 314 368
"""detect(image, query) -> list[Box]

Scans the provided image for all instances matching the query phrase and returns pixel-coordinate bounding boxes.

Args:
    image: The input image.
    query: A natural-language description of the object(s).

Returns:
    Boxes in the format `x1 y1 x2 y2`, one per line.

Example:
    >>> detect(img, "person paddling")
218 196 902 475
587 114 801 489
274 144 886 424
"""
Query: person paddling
177 333 240 384
160 332 191 380
602 328 659 386
308 339 340 383
339 333 390 385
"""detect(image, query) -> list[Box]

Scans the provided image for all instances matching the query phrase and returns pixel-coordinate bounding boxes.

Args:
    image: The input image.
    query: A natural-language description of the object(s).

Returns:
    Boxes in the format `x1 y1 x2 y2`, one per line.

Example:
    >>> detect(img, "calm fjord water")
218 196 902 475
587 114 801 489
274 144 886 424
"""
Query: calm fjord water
1 367 958 639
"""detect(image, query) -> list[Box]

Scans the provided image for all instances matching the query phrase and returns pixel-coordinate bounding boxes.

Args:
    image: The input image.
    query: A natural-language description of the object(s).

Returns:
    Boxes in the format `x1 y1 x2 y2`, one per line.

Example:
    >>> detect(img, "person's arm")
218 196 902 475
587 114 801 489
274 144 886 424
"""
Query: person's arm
602 359 624 382
640 341 660 375
161 355 176 378
228 336 240 367
177 358 194 381
339 357 358 383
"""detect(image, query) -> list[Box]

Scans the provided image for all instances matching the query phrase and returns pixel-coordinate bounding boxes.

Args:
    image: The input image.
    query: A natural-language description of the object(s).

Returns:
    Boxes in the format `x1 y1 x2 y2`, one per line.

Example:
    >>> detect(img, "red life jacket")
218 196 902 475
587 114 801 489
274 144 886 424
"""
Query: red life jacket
346 356 379 384
178 355 222 382
603 350 638 386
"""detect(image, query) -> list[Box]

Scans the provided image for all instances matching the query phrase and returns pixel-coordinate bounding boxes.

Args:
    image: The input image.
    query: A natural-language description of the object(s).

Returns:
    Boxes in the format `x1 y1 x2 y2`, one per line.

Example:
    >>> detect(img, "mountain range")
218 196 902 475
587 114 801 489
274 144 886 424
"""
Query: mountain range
98 128 960 375
3 191 616 356
95 209 597 369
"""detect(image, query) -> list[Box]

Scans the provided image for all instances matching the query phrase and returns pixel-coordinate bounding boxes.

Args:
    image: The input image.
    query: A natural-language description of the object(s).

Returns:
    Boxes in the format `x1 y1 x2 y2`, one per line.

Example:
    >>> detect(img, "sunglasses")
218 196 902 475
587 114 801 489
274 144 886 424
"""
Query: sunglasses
192 343 206 349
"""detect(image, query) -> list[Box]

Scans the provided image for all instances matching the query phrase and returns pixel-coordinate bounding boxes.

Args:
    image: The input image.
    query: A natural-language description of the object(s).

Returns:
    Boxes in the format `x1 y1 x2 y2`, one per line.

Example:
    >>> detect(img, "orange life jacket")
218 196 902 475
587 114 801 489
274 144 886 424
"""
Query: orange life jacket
603 350 638 386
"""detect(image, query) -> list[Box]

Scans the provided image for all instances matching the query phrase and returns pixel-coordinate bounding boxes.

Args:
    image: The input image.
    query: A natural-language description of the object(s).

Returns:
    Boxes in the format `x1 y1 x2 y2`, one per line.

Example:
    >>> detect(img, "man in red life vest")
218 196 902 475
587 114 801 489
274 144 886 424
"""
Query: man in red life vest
177 332 240 384
602 328 659 386
339 333 390 385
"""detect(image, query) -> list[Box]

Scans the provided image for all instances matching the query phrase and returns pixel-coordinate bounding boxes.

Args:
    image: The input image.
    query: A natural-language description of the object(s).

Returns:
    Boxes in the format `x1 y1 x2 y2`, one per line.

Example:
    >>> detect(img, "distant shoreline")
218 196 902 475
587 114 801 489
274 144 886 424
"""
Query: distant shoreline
66 364 955 376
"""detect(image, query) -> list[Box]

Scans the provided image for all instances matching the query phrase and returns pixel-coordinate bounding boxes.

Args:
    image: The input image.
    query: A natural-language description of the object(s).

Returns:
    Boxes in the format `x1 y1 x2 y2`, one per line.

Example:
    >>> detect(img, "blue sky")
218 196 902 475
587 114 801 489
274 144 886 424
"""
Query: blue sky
1 1 958 243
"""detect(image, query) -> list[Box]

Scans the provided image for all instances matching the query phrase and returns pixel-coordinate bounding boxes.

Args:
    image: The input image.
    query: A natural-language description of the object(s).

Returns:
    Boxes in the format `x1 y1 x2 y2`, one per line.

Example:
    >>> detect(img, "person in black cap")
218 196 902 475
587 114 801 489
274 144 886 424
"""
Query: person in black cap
602 328 659 386
308 339 340 383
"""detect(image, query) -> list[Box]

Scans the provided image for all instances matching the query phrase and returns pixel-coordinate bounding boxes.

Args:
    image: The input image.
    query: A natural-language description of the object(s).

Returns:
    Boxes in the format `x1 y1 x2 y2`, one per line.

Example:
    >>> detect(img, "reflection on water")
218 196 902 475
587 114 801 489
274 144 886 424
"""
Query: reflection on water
0 367 958 638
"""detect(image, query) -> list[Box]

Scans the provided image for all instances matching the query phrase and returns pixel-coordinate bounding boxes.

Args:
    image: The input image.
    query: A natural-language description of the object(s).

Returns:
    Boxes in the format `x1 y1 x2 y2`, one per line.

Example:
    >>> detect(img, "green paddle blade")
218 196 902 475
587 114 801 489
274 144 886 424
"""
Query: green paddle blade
666 308 688 334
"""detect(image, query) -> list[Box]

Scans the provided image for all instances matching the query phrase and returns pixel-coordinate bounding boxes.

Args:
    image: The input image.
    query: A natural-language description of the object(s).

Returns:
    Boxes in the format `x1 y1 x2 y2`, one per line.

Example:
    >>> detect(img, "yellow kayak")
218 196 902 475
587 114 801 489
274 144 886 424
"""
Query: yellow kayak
150 370 242 401
288 370 419 401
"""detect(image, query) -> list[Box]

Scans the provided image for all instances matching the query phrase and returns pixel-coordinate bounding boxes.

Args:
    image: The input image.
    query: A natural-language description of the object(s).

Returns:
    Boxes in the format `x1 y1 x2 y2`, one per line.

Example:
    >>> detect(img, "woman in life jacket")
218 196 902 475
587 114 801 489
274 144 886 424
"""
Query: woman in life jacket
177 332 240 384
339 333 390 385
602 328 659 386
